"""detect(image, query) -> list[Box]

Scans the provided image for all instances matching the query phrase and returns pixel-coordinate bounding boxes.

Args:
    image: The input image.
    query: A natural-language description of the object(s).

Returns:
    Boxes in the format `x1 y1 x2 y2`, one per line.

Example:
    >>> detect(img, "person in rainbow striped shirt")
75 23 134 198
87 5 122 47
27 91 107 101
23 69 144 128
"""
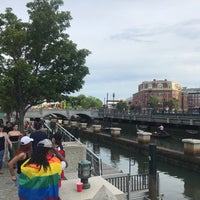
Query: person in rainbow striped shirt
18 139 67 200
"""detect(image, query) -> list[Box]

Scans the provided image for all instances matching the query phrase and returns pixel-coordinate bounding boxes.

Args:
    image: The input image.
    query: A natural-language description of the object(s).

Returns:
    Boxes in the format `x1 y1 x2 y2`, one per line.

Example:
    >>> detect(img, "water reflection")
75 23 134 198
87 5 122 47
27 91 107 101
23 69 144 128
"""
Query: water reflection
93 143 100 155
81 136 200 200
158 162 200 200
101 122 200 152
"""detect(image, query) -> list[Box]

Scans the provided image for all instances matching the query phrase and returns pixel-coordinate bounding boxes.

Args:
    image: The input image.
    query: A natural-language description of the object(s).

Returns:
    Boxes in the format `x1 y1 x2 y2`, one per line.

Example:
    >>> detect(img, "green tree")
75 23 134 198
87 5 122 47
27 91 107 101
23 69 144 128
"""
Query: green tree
0 0 90 131
116 101 128 111
167 98 179 111
82 96 102 109
147 96 161 110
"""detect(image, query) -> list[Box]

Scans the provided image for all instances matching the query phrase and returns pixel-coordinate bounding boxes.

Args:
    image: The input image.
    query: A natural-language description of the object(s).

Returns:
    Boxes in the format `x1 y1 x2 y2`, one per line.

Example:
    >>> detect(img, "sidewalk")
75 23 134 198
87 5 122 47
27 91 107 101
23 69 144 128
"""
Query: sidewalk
0 161 18 200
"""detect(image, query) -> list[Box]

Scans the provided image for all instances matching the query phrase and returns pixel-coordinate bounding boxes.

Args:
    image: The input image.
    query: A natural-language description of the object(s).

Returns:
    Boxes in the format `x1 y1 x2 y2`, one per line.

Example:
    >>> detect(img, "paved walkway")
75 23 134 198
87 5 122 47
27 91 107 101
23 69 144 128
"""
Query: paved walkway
0 160 122 199
0 161 18 200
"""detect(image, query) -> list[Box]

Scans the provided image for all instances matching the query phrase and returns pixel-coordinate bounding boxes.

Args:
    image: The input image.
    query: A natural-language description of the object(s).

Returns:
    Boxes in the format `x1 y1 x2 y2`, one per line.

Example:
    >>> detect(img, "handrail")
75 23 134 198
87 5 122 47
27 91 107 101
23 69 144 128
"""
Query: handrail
103 173 149 197
44 122 103 176
56 123 82 144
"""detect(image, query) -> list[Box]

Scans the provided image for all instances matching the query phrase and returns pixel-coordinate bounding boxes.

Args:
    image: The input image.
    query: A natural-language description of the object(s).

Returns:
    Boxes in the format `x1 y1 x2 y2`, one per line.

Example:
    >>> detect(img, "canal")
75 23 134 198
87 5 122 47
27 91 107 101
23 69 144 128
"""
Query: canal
75 122 200 200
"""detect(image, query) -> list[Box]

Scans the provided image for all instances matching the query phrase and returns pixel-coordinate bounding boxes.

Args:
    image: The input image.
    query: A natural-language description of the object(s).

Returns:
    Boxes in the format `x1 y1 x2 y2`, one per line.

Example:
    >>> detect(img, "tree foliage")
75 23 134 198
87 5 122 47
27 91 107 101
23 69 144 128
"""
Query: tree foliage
62 95 102 109
165 98 179 111
0 0 90 131
147 96 161 110
116 101 128 111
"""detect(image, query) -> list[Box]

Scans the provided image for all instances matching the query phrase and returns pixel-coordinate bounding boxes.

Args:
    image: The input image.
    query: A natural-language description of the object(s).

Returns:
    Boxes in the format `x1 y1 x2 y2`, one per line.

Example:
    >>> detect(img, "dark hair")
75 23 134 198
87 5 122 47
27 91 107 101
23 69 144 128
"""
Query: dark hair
12 123 19 127
25 147 50 171
52 132 63 148
6 121 11 125
34 121 43 130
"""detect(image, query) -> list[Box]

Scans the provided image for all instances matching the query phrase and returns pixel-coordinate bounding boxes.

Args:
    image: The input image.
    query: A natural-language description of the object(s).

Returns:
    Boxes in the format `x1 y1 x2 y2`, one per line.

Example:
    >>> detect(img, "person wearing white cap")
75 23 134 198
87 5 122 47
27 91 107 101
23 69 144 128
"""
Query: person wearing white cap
8 136 33 186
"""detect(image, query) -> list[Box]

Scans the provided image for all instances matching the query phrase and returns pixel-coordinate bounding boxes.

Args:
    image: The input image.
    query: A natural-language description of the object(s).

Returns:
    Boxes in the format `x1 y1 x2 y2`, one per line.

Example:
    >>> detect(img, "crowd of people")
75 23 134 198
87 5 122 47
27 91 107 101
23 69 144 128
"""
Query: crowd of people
0 118 68 200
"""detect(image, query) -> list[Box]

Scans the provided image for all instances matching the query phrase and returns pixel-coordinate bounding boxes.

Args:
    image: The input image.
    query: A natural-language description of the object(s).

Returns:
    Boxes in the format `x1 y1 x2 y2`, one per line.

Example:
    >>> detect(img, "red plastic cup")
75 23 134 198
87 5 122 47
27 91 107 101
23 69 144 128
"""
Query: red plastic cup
77 182 83 192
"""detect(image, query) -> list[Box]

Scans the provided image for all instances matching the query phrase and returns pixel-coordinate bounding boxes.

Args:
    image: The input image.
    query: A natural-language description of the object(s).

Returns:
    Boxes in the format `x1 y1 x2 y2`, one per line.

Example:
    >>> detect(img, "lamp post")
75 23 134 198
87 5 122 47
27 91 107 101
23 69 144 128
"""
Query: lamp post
113 92 115 109
78 160 91 189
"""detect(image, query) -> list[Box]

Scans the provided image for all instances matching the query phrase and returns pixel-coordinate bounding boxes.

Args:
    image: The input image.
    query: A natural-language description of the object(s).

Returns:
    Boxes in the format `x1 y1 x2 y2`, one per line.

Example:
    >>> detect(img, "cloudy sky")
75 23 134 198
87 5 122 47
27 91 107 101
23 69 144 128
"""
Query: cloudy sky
1 0 200 102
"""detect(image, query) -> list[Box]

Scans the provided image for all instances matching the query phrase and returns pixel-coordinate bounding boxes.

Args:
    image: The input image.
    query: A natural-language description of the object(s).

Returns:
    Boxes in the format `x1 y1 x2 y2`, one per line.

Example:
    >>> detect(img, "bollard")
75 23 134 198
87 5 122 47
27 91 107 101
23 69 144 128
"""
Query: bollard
79 123 87 130
182 139 200 155
110 127 121 137
137 131 152 144
149 143 157 177
148 143 158 199
92 125 101 133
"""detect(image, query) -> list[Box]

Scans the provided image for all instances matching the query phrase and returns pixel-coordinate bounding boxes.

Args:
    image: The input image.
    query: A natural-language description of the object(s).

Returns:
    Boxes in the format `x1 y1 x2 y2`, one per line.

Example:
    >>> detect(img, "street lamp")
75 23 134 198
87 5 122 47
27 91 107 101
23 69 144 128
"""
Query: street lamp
78 160 91 189
113 92 115 108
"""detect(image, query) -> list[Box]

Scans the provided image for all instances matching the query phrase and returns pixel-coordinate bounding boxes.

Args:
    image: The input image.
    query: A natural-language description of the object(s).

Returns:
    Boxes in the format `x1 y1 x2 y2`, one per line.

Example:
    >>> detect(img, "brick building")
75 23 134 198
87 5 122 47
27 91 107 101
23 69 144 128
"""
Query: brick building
132 79 188 111
182 87 200 112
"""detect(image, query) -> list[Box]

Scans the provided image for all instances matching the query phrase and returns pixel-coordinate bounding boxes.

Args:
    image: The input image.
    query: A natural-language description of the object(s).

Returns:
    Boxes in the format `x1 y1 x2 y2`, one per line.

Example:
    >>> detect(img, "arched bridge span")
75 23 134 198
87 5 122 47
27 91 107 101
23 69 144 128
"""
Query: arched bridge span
25 109 99 123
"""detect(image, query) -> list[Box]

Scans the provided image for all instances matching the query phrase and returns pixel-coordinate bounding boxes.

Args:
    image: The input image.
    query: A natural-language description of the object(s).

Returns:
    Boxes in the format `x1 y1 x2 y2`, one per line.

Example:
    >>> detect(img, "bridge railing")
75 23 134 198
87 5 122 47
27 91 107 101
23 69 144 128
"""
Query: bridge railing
44 122 103 176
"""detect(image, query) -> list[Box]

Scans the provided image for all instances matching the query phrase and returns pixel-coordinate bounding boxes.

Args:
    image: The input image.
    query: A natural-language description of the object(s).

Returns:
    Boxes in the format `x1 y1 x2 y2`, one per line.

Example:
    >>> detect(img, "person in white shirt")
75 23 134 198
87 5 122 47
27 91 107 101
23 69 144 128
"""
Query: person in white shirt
158 124 164 133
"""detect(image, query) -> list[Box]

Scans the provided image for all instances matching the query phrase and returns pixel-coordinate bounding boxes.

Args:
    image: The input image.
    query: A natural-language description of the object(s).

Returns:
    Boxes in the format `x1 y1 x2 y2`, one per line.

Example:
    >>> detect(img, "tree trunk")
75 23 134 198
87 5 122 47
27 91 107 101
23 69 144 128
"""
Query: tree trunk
18 110 25 134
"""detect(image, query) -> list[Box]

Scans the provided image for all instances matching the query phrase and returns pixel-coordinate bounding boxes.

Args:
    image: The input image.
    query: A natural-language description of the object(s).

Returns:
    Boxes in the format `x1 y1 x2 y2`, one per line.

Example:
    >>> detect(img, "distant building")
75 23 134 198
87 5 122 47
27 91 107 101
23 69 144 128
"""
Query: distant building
132 79 187 111
182 87 200 112
106 98 126 109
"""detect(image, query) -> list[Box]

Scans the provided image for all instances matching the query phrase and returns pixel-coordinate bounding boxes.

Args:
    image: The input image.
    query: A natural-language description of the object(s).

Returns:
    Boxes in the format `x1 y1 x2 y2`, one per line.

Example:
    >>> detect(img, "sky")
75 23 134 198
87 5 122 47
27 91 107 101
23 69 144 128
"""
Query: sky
1 0 200 103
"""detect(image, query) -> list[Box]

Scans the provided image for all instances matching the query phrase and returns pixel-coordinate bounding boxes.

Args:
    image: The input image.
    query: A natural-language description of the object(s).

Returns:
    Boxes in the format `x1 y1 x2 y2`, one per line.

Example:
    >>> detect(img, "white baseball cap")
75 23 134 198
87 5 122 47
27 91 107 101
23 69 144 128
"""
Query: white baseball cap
37 139 53 148
20 136 34 145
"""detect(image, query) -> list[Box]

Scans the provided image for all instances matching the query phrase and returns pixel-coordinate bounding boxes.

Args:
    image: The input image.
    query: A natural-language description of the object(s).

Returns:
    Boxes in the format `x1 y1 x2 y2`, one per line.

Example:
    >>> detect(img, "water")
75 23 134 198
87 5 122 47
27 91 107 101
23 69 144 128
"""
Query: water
78 122 200 200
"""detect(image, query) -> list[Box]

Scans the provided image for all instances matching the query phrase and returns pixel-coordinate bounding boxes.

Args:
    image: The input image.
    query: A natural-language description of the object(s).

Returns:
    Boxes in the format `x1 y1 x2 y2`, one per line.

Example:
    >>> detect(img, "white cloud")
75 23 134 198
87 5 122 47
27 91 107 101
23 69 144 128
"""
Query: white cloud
1 0 200 102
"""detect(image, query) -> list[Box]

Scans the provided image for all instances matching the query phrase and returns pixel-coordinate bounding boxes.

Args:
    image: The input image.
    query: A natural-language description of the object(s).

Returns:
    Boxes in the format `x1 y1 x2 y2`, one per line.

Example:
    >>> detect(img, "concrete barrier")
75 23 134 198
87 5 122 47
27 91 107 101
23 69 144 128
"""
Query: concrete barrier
110 128 121 137
63 120 69 126
80 123 87 130
137 131 152 144
70 121 78 127
92 125 101 133
182 139 200 155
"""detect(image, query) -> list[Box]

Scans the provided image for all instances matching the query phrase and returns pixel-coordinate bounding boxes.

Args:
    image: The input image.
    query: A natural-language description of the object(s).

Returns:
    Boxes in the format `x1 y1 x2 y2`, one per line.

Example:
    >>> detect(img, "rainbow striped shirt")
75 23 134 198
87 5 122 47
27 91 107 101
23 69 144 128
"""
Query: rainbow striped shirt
18 155 62 200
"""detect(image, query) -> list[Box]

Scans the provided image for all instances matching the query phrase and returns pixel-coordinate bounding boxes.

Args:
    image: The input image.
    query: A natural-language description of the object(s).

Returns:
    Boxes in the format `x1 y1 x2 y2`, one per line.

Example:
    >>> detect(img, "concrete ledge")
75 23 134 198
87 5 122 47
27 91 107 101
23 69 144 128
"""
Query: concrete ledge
63 141 86 173
60 176 126 200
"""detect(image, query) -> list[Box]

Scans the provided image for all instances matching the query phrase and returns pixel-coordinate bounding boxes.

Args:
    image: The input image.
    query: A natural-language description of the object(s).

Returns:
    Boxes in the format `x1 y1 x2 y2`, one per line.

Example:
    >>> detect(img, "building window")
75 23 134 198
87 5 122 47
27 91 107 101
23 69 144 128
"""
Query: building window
157 83 163 88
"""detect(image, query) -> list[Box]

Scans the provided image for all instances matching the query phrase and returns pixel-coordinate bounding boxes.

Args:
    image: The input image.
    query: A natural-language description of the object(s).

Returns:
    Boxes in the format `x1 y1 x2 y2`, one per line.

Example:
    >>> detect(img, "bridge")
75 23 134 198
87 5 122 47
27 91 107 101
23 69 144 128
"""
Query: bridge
25 108 200 129
25 108 99 122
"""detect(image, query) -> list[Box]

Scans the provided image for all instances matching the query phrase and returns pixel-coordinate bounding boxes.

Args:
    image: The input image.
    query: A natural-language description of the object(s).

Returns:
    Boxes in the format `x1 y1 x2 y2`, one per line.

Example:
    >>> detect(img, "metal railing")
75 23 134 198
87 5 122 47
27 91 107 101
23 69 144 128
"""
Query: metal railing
103 173 149 193
44 122 103 176
86 147 102 176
